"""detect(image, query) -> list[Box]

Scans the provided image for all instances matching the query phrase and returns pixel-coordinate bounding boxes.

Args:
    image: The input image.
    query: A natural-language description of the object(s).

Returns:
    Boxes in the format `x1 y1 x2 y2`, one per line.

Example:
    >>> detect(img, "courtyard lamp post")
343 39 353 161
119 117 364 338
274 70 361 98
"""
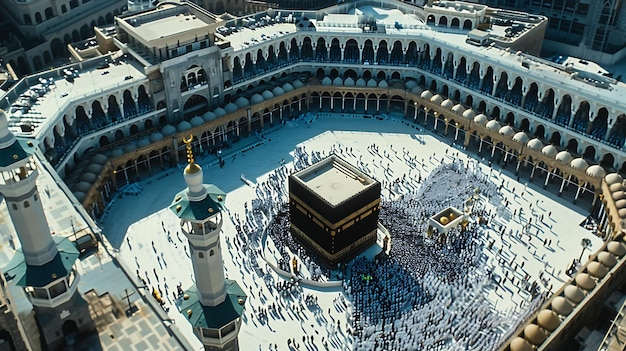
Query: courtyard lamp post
579 238 592 262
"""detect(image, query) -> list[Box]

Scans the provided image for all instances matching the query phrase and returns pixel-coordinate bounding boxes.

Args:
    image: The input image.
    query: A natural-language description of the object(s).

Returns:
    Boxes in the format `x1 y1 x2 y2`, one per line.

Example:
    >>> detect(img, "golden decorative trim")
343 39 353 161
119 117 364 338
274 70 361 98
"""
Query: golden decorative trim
289 193 380 230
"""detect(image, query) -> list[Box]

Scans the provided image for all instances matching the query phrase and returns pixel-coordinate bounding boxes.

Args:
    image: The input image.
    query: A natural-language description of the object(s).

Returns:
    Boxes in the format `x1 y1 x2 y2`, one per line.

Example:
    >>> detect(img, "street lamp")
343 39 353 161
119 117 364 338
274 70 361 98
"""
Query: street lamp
455 122 460 141
413 102 418 120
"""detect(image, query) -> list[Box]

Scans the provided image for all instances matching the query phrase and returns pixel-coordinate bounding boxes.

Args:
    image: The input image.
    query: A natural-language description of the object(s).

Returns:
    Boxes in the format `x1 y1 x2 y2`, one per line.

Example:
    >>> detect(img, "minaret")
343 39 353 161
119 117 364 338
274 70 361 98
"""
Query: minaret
0 109 92 350
171 135 246 351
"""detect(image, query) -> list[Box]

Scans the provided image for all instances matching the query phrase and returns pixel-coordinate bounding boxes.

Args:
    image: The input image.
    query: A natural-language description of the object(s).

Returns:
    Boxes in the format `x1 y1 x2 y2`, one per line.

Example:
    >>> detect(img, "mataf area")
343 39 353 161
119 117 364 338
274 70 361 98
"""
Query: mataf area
105 116 600 350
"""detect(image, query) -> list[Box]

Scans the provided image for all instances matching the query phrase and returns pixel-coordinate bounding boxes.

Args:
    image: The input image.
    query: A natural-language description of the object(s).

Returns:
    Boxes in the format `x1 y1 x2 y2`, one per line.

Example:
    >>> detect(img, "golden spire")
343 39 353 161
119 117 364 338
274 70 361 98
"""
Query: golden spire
183 134 201 174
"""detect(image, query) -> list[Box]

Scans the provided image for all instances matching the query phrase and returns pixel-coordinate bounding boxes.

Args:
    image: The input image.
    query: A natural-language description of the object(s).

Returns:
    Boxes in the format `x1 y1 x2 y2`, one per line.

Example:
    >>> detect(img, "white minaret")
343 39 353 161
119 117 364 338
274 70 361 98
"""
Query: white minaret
0 109 93 350
172 136 246 351
0 109 57 265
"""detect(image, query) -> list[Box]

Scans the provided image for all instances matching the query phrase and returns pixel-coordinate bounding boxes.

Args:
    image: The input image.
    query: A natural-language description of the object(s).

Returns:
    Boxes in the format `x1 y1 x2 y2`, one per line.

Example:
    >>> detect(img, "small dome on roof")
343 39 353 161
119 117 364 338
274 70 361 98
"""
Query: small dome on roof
321 77 332 85
524 324 547 345
235 96 249 108
92 154 108 165
551 296 573 316
619 208 626 217
486 120 501 131
378 80 388 88
614 199 626 208
282 82 294 92
542 145 558 157
272 87 285 96
610 183 623 192
203 111 217 122
606 173 623 185
613 191 626 200
513 132 529 144
410 86 422 94
224 103 238 113
333 77 343 85
510 337 533 351
575 273 596 291
86 163 103 173
462 109 475 119
190 116 204 127
526 138 543 150
292 80 304 88
344 77 355 86
452 104 464 115
405 80 418 89
110 148 124 157
441 99 454 109
123 142 137 153
80 172 97 183
586 165 606 178
537 309 560 332
250 94 264 104
587 261 608 279
367 79 378 87
430 94 443 104
570 158 588 170
137 137 151 148
161 125 177 136
150 132 164 143
564 285 585 304
356 78 366 87
73 191 86 202
556 151 573 163
75 181 92 193
598 251 617 268
214 107 227 117
420 90 433 100
473 114 488 125
262 90 274 100
499 125 515 137
608 241 626 256
177 121 192 132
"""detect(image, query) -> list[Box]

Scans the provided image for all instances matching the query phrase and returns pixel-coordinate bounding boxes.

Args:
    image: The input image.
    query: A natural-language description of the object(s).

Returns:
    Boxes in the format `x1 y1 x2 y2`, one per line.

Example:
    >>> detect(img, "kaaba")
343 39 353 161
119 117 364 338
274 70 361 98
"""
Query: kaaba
288 154 381 266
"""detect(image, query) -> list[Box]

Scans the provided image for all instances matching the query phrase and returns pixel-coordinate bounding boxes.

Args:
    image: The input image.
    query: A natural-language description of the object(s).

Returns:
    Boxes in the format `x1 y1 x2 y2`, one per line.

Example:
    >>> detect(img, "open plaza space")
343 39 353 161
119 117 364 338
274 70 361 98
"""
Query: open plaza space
100 114 601 350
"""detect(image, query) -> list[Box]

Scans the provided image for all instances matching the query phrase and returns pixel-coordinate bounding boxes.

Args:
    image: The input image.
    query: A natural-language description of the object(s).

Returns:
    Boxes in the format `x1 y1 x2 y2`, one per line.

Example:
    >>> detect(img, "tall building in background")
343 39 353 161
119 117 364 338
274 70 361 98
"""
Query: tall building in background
465 0 626 65
170 137 246 351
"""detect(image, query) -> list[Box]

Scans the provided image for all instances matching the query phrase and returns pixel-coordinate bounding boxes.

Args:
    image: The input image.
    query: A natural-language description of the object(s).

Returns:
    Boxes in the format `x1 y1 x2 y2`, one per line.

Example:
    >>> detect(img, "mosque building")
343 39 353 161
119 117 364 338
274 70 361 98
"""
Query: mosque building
2 0 626 349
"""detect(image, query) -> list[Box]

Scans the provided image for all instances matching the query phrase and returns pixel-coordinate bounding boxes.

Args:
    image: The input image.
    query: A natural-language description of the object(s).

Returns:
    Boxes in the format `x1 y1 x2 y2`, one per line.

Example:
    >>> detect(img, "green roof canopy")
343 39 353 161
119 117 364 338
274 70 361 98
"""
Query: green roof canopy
169 184 226 221
179 280 246 329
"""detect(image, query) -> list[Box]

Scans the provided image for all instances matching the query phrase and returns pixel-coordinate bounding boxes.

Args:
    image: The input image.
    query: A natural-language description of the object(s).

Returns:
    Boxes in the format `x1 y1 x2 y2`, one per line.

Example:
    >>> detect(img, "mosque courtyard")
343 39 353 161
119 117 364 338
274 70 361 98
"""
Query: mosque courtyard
100 114 602 350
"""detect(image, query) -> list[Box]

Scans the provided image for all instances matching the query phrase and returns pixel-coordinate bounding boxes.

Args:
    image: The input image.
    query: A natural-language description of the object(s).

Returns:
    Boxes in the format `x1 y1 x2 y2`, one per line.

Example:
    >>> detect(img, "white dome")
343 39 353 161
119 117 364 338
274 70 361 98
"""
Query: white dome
333 77 343 85
378 80 388 88
110 148 124 157
452 104 464 115
73 191 86 202
555 151 573 163
499 125 515 137
203 111 217 122
405 80 418 89
356 78 366 87
605 173 623 185
234 96 250 108
137 137 151 148
150 132 164 143
486 120 501 131
92 154 108 165
586 165 606 178
513 132 529 144
161 124 177 136
250 94 264 104
430 94 443 104
80 172 97 183
570 158 589 170
272 87 285 96
214 107 227 117
541 145 558 157
177 121 192 132
473 114 488 125
526 138 543 151
420 90 433 100
292 80 304 88
262 90 274 100
321 77 332 85
441 99 454 110
462 109 475 119
410 86 422 94
224 102 238 113
344 77 355 86
123 142 137 153
282 82 294 92
190 116 205 127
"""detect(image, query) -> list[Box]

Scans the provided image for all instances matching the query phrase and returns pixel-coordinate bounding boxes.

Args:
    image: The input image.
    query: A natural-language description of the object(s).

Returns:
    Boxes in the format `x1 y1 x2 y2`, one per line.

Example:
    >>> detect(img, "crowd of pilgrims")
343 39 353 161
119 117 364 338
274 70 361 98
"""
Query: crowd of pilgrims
227 140 549 350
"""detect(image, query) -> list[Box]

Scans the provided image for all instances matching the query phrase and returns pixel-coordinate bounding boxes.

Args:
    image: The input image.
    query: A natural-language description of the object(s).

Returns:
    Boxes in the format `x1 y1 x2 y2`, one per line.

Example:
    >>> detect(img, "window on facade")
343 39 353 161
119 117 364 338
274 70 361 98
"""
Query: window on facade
23 201 30 208
199 252 204 258
209 250 215 256
49 281 68 298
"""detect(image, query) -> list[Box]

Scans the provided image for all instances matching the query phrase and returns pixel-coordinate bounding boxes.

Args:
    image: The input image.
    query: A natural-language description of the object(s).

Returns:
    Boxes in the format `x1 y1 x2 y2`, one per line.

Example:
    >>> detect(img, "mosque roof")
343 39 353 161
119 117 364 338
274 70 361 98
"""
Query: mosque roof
179 280 247 329
169 184 226 221
4 236 79 288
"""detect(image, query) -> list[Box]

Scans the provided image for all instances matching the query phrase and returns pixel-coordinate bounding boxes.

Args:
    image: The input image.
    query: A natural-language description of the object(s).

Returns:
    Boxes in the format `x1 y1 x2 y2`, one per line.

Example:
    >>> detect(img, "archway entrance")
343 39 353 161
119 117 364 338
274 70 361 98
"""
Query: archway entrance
62 320 78 346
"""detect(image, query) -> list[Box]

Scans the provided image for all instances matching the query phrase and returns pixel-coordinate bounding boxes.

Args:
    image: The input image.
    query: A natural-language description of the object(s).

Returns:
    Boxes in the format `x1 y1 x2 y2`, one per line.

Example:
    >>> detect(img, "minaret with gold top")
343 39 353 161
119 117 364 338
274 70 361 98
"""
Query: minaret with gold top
170 135 246 351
